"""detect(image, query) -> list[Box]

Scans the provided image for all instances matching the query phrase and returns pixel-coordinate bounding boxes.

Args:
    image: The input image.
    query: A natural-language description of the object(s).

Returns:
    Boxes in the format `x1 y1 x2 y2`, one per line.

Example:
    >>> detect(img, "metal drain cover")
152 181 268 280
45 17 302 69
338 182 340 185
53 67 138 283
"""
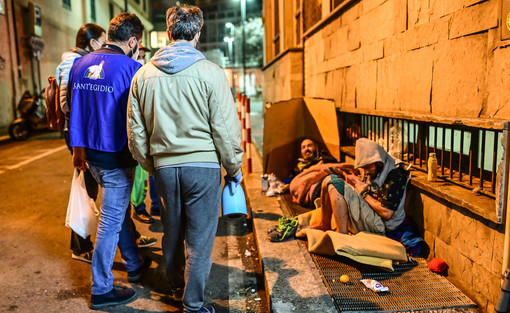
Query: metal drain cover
310 253 476 312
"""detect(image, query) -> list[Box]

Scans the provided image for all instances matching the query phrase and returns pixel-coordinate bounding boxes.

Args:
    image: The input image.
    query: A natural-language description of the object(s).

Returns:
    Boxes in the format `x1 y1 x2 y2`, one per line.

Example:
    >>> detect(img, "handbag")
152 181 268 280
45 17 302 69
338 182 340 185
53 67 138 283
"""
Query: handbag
65 169 98 239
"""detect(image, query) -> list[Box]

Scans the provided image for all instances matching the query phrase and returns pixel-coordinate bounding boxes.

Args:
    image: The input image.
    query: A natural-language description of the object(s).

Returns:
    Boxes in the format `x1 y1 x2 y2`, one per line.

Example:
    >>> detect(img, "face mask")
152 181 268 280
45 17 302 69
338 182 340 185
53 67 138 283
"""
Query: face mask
137 59 145 65
127 41 139 60
91 39 101 51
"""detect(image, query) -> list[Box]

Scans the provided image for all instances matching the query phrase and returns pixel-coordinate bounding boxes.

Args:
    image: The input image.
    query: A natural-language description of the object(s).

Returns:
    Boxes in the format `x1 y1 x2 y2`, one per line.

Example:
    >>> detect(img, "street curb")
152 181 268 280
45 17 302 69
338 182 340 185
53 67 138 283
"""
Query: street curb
244 144 336 313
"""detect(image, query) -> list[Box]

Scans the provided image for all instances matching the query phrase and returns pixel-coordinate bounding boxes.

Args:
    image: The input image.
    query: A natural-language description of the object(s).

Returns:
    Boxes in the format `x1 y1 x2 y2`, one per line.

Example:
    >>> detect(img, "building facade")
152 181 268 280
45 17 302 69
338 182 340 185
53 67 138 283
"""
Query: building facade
263 0 510 311
0 0 153 128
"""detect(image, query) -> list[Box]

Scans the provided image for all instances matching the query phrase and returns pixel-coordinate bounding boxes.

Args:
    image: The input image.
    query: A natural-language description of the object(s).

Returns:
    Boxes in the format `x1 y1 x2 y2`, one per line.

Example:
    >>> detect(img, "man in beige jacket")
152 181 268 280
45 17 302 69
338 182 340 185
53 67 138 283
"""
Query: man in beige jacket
127 5 243 313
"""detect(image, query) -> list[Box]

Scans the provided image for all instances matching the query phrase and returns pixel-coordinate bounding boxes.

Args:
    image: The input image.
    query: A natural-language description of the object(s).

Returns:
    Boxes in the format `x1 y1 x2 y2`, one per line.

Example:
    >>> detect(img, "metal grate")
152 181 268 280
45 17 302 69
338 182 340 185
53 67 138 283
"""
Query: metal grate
339 112 508 199
310 253 476 312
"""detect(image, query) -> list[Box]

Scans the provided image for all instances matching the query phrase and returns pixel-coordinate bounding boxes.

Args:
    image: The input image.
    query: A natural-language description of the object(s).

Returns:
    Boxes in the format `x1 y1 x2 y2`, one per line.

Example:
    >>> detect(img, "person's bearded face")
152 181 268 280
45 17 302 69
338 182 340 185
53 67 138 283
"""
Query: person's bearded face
301 139 318 161
361 162 384 179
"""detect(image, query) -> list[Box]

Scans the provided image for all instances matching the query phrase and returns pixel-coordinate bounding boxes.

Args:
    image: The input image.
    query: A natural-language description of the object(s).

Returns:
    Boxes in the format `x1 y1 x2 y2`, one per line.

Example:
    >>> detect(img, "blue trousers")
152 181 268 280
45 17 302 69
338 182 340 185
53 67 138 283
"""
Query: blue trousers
134 174 159 213
154 166 221 313
88 165 142 295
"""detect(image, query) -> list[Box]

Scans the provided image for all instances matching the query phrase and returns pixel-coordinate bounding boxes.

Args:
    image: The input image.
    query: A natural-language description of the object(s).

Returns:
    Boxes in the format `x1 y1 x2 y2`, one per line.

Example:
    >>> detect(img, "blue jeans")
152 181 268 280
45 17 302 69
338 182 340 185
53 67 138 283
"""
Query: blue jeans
88 165 142 295
134 174 159 213
154 167 221 313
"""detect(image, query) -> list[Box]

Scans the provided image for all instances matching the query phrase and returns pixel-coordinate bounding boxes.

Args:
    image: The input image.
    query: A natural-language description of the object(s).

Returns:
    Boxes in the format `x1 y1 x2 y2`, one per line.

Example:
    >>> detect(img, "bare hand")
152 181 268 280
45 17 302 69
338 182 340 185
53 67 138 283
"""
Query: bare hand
72 147 88 172
345 172 366 192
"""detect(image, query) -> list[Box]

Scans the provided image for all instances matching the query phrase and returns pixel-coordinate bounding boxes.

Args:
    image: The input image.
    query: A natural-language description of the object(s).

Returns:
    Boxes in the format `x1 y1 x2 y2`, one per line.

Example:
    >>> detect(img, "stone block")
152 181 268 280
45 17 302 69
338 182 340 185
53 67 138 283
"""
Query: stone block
472 262 500 308
449 208 494 268
407 0 431 27
485 46 510 119
431 33 487 117
383 32 407 56
375 54 400 111
376 47 433 114
324 68 344 107
362 0 386 14
434 236 474 289
334 48 364 69
429 0 448 19
422 193 452 244
443 0 470 16
326 26 349 60
356 61 377 110
341 1 361 25
491 230 504 275
263 51 304 103
359 0 407 45
347 19 361 51
398 47 434 113
449 0 498 40
343 65 358 109
363 40 384 61
405 17 448 51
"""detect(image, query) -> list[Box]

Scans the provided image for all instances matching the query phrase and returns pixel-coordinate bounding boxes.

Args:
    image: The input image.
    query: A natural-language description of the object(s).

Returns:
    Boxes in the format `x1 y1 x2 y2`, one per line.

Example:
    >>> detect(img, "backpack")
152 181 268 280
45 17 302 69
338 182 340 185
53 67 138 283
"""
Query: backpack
45 75 65 131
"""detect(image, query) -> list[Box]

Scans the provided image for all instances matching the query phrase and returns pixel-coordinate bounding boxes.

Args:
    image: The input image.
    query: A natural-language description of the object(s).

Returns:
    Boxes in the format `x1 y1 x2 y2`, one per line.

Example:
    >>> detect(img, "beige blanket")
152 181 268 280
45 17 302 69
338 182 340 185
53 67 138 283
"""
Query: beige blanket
296 209 407 271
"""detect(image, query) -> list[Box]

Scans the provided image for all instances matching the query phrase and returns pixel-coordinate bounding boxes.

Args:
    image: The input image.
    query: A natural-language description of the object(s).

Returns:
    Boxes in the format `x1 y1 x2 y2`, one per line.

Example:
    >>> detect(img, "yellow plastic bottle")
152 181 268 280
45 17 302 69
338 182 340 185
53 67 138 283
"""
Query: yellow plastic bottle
428 152 438 182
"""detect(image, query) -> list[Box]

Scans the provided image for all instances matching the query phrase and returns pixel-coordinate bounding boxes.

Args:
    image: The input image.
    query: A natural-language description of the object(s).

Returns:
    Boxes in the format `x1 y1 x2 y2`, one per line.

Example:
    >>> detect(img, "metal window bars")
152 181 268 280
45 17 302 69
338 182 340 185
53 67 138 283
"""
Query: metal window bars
339 112 507 199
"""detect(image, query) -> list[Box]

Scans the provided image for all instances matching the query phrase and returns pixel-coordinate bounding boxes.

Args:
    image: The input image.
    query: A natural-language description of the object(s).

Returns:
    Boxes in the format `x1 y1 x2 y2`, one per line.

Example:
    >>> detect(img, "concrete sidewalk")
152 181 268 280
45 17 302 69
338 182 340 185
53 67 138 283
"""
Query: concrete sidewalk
243 143 337 313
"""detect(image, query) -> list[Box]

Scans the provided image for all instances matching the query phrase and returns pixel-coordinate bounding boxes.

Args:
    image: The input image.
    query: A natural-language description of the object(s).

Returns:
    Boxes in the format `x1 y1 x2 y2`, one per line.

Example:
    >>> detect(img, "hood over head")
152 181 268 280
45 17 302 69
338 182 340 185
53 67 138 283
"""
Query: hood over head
354 138 401 187
150 41 205 74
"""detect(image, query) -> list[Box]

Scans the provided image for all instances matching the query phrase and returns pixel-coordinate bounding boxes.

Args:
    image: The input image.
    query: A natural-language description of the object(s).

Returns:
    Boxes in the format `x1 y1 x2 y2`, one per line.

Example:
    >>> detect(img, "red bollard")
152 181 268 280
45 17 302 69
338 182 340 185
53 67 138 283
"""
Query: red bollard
241 94 246 152
246 97 252 174
236 92 242 121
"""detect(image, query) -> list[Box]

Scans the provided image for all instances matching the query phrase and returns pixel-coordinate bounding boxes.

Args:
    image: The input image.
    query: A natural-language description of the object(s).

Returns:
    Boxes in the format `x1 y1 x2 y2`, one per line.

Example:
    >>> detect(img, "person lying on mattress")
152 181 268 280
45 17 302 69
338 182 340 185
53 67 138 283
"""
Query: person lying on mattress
303 138 410 235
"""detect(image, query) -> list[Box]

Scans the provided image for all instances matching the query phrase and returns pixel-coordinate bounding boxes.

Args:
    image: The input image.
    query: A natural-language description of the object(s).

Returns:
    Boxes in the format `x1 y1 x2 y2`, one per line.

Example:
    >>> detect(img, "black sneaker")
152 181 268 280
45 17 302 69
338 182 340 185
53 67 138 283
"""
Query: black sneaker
133 209 154 224
90 287 137 310
128 255 152 282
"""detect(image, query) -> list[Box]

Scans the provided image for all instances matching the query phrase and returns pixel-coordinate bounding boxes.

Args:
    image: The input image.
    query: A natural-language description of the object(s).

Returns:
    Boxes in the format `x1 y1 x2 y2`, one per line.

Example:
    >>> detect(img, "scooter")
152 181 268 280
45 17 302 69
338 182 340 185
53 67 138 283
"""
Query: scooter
8 90 48 141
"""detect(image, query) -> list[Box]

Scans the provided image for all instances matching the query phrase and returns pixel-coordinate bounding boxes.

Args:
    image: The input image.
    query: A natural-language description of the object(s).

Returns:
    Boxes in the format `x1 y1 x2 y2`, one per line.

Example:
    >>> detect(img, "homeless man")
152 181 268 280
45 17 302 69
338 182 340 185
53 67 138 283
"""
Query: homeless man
304 138 409 235
127 5 243 313
292 138 337 177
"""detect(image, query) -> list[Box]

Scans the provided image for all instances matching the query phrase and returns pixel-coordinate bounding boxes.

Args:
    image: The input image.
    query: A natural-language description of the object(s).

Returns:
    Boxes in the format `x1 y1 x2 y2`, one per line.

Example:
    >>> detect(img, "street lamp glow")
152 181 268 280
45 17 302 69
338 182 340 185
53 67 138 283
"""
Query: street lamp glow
225 22 234 28
224 36 234 42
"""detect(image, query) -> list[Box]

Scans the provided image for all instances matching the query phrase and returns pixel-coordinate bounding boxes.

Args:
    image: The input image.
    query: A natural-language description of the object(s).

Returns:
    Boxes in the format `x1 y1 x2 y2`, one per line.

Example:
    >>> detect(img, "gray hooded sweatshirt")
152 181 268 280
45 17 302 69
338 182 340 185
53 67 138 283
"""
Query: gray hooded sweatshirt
354 138 409 231
127 42 244 176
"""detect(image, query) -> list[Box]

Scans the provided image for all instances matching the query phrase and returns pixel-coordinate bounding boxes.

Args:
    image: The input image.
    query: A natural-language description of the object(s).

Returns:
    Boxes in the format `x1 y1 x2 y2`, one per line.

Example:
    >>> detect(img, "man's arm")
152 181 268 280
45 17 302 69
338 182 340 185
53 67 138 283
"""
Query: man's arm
208 68 244 177
345 173 395 221
127 76 155 173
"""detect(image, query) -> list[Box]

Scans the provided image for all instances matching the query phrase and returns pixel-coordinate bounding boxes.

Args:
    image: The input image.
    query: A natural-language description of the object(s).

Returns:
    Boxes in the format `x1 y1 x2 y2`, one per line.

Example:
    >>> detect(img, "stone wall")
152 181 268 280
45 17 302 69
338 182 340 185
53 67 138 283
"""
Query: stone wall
405 186 505 311
300 0 507 311
263 50 304 103
303 0 510 120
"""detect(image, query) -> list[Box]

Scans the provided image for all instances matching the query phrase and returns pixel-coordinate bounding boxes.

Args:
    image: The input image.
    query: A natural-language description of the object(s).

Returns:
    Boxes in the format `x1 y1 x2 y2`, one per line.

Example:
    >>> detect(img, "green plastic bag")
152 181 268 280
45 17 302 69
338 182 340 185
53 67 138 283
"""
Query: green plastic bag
130 164 148 207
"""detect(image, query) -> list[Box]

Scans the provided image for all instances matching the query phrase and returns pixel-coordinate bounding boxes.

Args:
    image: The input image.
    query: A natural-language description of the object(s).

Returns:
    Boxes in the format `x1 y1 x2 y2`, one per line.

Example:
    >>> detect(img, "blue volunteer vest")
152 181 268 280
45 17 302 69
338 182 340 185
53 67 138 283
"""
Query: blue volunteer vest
69 52 141 152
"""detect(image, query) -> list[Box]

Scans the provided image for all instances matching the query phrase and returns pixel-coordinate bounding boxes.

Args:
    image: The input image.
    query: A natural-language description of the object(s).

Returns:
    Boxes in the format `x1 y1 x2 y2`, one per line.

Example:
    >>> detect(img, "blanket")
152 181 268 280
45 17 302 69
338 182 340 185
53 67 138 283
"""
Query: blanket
296 208 407 271
289 163 355 208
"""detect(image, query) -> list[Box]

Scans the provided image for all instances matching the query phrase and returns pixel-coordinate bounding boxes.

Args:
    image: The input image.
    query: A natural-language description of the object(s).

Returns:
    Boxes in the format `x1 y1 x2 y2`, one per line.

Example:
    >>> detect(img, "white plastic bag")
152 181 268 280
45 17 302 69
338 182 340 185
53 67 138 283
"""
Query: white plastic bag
65 169 98 239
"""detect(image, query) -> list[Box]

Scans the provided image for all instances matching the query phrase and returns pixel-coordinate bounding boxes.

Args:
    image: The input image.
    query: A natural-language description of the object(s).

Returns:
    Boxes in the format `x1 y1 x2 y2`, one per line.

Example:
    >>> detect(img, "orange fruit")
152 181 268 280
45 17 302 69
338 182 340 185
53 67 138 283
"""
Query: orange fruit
340 275 349 283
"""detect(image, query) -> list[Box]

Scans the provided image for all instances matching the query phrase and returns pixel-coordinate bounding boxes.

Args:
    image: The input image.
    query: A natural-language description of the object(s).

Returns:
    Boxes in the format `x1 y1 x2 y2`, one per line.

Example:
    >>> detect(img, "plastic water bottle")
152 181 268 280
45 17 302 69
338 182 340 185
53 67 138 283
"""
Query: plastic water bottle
428 152 438 182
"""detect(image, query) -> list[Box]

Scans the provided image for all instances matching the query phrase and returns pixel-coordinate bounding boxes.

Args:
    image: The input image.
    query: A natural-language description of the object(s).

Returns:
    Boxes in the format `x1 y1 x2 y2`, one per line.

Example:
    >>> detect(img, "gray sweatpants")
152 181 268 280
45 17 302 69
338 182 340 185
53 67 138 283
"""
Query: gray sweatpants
154 166 222 313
